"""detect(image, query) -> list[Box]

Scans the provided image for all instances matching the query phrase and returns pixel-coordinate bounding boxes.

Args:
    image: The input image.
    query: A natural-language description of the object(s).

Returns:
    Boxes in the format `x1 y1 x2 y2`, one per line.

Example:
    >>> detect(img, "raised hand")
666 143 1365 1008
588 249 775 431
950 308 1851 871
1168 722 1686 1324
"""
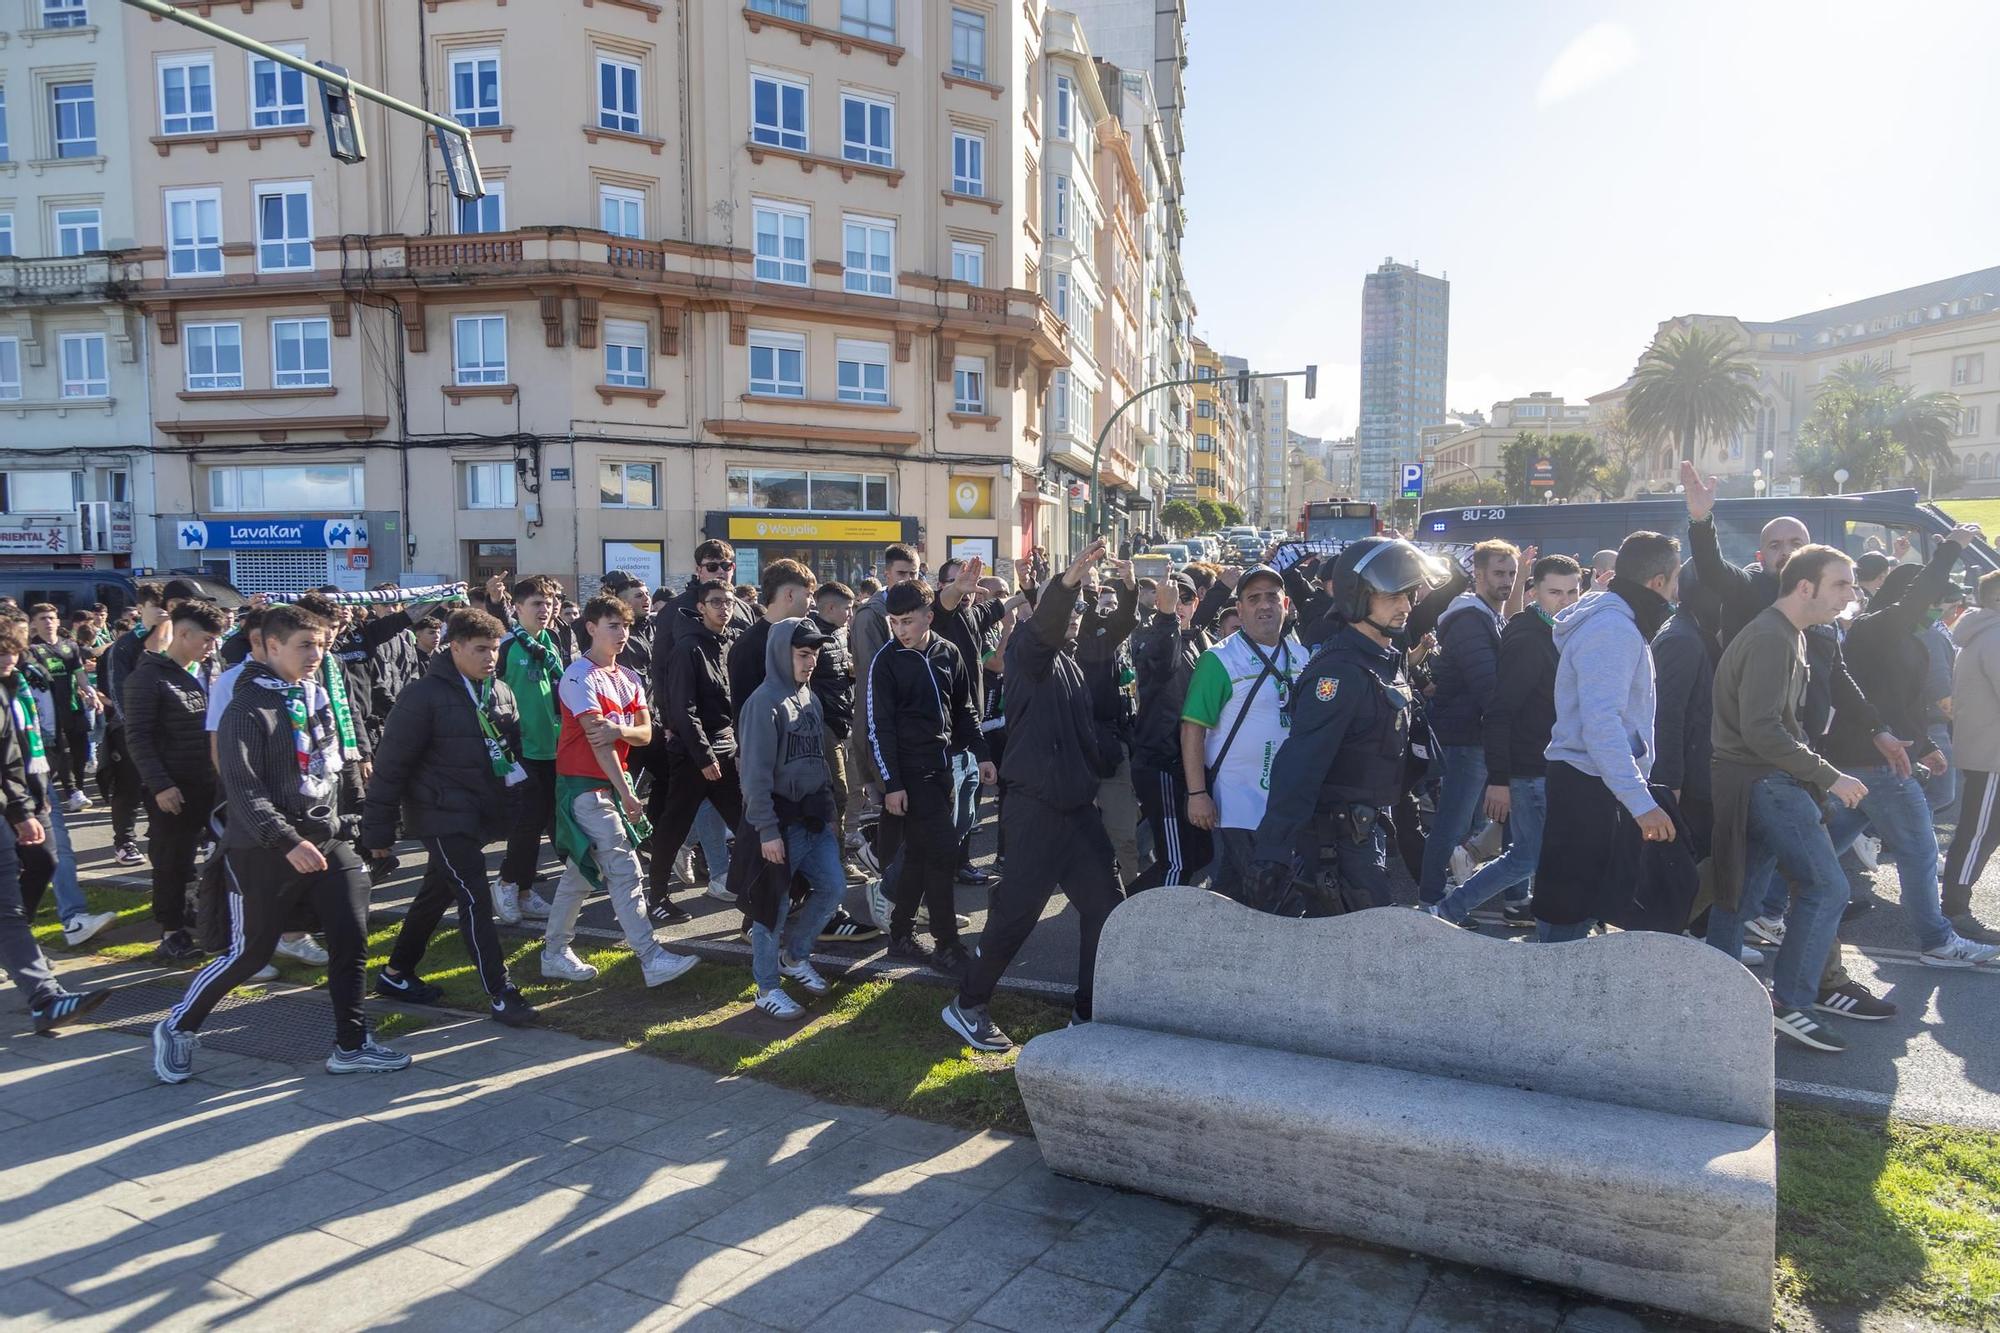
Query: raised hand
1679 462 1717 523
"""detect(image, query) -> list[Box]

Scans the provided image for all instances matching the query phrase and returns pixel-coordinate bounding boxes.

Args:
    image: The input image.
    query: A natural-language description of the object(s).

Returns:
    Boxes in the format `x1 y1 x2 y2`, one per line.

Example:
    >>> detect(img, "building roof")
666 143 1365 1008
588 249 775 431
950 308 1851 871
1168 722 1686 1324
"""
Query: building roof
1739 264 2000 339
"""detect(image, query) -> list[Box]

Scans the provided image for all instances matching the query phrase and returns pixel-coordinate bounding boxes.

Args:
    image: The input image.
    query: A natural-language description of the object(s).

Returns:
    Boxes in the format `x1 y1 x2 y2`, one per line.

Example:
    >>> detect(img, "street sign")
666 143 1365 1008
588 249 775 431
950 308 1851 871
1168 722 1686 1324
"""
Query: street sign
1530 457 1555 488
1399 463 1424 500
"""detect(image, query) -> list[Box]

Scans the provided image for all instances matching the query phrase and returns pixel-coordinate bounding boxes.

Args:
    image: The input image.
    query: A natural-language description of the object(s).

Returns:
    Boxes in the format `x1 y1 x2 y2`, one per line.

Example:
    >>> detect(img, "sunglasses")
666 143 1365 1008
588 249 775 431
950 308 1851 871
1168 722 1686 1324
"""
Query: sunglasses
700 560 734 573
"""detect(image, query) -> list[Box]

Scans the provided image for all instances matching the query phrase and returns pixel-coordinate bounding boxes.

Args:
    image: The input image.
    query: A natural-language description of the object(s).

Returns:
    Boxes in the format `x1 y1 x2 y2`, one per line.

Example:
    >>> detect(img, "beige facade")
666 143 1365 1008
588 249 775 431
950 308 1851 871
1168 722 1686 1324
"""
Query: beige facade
1424 394 1591 491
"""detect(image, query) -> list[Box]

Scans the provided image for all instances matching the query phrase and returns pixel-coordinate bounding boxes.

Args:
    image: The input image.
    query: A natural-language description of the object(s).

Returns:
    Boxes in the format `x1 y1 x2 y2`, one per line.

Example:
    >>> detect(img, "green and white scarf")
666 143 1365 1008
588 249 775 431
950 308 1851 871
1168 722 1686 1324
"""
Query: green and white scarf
319 656 359 760
8 675 47 775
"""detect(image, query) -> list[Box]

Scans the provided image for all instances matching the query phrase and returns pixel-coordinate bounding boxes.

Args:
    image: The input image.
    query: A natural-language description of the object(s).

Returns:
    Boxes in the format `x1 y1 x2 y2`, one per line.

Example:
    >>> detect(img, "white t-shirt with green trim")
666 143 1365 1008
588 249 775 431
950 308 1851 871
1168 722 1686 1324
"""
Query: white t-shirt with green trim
1180 630 1307 830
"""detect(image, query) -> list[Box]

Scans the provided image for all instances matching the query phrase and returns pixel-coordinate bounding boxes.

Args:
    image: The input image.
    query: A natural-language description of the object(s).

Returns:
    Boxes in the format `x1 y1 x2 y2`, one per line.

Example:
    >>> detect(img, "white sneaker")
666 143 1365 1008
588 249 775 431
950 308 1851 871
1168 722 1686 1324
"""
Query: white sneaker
1745 915 1787 947
915 906 972 931
1921 933 2000 968
865 879 891 930
61 911 118 948
1853 835 1881 871
673 846 698 886
519 890 553 921
63 791 88 813
541 947 599 982
492 881 523 926
273 934 329 965
1738 945 1765 967
755 987 804 1021
780 956 830 995
704 880 736 904
1449 844 1477 887
250 964 279 982
640 949 698 987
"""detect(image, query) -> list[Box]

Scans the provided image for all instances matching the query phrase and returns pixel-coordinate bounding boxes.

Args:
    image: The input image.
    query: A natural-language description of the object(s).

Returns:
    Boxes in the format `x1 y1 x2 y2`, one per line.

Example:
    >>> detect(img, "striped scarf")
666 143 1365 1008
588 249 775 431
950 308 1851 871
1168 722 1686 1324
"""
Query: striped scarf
319 656 359 760
7 675 47 775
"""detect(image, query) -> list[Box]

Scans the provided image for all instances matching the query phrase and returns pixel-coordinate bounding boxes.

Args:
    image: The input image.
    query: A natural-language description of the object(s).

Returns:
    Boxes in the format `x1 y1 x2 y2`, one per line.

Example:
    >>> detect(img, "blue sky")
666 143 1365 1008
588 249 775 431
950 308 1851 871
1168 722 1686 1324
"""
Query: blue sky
1177 0 2000 439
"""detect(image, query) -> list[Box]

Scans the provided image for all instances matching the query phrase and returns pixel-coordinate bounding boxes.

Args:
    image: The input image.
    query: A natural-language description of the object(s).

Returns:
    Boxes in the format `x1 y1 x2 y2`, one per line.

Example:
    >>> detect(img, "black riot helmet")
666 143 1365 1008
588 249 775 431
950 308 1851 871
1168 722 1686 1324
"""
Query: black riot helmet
1328 538 1445 635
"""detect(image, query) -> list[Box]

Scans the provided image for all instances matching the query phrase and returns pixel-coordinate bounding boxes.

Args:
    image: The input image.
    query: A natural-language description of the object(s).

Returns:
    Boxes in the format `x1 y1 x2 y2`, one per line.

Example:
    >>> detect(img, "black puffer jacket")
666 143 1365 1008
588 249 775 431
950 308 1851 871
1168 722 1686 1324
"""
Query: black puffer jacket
1129 611 1208 771
122 651 215 796
808 611 856 738
361 652 521 847
664 612 737 765
1479 610 1558 785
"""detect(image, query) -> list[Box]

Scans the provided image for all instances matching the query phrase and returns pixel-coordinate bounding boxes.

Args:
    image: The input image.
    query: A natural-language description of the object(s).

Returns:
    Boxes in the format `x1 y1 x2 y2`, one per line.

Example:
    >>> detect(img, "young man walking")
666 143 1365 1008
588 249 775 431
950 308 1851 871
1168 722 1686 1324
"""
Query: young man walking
365 609 536 1026
154 604 409 1082
494 575 568 926
541 595 699 988
651 580 744 923
1943 570 2000 940
101 580 170 866
27 604 98 812
1128 572 1215 890
122 600 224 962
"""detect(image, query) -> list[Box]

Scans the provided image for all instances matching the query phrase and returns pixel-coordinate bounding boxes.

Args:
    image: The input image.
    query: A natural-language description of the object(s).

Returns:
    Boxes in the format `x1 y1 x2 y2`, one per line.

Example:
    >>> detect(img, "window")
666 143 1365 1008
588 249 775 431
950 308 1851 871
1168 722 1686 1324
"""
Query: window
840 92 892 166
0 340 19 401
599 461 658 508
0 89 9 162
951 130 984 196
841 216 893 296
158 54 215 135
728 467 889 513
250 46 308 127
449 49 500 128
839 0 894 42
1050 173 1069 236
207 464 363 512
1050 369 1071 433
1049 268 1070 321
1196 399 1213 419
950 240 985 286
54 207 100 256
52 82 95 158
599 185 643 238
1965 406 1985 438
1954 353 1986 386
1072 374 1091 437
456 179 504 233
950 8 987 80
751 200 809 285
953 357 986 414
59 332 106 397
1054 74 1073 139
3 470 81 512
751 72 807 151
272 318 331 388
596 55 640 134
604 319 649 387
836 338 889 404
184 323 243 392
254 183 312 271
1196 433 1214 452
453 315 507 384
747 0 807 18
42 0 88 28
0 214 11 258
748 330 805 397
462 461 516 510
165 188 223 277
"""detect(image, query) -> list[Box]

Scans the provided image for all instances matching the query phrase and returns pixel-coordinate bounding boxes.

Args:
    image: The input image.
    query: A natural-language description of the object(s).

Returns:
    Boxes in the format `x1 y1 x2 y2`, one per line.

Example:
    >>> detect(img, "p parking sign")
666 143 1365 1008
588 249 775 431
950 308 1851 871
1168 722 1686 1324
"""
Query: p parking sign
1400 463 1424 500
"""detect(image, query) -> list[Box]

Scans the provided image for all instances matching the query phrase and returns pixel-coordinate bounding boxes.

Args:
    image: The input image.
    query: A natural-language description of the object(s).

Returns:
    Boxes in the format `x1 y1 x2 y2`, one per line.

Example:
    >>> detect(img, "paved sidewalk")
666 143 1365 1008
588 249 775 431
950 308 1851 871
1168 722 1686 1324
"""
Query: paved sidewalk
0 978 1707 1332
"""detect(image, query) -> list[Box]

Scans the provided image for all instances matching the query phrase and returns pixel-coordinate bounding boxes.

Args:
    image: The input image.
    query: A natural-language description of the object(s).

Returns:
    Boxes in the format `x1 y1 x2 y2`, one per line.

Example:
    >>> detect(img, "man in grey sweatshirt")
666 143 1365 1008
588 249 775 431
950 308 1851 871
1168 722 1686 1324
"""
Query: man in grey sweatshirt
738 617 844 1021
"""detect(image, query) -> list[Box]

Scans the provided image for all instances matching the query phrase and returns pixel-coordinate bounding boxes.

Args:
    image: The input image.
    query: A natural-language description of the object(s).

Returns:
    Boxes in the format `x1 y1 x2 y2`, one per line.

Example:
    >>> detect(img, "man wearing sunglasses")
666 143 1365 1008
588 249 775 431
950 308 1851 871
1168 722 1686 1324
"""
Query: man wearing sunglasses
653 541 756 664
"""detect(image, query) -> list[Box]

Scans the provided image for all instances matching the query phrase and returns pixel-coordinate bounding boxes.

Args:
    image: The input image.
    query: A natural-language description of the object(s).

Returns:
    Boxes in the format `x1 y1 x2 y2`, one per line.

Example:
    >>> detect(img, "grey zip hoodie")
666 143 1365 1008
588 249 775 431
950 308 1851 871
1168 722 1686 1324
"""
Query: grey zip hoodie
738 617 831 840
1952 608 2000 773
1542 589 1659 817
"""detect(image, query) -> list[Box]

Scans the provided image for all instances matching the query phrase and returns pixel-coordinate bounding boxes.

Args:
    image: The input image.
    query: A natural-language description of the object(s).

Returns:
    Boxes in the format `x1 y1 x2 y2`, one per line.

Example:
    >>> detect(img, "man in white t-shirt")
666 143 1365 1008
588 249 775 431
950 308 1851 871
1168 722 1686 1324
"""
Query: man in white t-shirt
1180 567 1306 895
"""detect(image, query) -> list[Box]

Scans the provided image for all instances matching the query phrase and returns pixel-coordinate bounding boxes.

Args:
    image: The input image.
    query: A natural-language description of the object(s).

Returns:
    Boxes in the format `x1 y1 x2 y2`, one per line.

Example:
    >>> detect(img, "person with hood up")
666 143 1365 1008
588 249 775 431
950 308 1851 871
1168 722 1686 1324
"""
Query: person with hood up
1652 558 1722 861
736 617 843 1020
1939 569 2000 942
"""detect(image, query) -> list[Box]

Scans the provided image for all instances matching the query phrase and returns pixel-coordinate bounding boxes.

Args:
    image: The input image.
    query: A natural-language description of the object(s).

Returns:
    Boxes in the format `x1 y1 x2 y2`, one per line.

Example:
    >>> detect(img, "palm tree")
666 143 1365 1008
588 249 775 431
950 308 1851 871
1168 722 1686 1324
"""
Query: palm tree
1792 361 1962 494
1624 325 1764 464
1890 387 1962 480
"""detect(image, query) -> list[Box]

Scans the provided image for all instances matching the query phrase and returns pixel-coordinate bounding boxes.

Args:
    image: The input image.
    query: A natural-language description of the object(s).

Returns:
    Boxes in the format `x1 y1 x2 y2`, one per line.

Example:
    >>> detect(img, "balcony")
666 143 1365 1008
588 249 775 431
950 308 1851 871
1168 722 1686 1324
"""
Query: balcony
0 254 139 301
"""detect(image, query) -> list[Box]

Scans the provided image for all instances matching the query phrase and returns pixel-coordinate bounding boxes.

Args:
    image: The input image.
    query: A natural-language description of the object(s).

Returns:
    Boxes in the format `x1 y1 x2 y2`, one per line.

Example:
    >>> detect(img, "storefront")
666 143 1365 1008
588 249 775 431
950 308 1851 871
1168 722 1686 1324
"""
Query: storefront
702 513 919 590
175 516 375 595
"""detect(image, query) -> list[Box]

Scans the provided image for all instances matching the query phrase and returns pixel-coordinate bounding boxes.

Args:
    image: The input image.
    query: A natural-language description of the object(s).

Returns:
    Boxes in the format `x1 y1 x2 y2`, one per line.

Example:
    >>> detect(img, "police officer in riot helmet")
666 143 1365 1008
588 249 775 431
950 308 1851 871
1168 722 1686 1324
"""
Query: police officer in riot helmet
1231 537 1445 916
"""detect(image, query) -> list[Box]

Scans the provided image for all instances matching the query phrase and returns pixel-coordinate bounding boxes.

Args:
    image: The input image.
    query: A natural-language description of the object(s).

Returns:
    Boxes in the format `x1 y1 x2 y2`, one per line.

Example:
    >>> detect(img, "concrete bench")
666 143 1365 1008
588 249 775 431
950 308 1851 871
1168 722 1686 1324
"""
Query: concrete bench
1014 887 1776 1328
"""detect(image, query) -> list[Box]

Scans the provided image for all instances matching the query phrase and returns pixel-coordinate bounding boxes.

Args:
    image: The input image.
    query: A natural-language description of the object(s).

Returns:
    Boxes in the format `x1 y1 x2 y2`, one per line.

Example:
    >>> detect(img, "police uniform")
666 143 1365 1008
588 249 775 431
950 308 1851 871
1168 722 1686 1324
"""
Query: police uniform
1242 622 1414 914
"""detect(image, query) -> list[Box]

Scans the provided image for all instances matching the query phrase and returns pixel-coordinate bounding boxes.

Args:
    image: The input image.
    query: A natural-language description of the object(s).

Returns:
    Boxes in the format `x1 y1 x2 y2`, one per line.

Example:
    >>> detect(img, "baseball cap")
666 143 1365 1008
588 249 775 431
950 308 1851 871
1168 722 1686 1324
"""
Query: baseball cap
1169 573 1198 599
1237 565 1284 595
790 623 832 650
600 570 645 593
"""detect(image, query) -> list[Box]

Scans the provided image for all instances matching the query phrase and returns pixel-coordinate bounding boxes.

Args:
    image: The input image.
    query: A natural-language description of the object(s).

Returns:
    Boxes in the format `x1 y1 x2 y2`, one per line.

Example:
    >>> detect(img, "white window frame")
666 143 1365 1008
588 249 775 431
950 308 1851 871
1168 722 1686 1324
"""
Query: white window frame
1050 173 1069 236
598 184 644 238
52 81 95 158
461 460 516 510
951 130 985 197
42 0 88 30
748 0 808 18
271 317 331 388
841 215 894 298
952 357 986 414
165 187 223 279
750 71 808 152
452 314 508 385
838 0 895 43
1054 74 1073 140
603 318 649 388
839 91 893 167
157 53 216 137
249 44 309 128
599 460 659 509
0 338 20 401
183 322 244 392
751 199 810 286
748 329 806 398
950 239 985 286
1049 269 1070 321
1050 368 1071 433
253 181 313 273
53 206 100 256
207 463 363 513
950 8 987 80
449 47 501 129
455 179 505 234
596 54 641 135
836 338 890 405
58 332 106 398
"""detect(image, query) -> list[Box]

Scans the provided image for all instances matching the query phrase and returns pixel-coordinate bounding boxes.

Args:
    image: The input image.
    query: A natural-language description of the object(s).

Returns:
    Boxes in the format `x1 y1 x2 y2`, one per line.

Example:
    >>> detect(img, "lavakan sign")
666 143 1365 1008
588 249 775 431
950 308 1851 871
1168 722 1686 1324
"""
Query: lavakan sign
177 518 370 551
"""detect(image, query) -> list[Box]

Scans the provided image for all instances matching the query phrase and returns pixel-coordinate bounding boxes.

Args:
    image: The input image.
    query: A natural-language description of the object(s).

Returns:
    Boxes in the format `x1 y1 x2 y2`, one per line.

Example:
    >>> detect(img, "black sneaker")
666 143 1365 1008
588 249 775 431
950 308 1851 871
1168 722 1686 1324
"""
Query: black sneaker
1841 895 1878 924
1815 983 1896 1021
819 908 882 944
648 896 692 927
1499 902 1536 929
155 929 203 963
489 986 536 1028
32 990 107 1035
1774 1007 1848 1052
886 933 934 966
113 842 145 868
942 998 1013 1052
373 970 445 1005
930 942 972 981
956 863 995 887
1952 913 2000 945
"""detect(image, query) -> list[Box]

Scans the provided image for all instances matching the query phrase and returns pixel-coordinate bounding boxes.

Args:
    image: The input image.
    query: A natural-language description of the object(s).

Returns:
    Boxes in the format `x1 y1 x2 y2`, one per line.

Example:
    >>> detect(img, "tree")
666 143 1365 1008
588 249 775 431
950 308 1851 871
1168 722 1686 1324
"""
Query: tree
1424 479 1512 510
1217 501 1245 525
1588 407 1648 499
1624 324 1764 464
1160 499 1201 535
1499 431 1603 502
1793 358 1962 495
1196 499 1226 531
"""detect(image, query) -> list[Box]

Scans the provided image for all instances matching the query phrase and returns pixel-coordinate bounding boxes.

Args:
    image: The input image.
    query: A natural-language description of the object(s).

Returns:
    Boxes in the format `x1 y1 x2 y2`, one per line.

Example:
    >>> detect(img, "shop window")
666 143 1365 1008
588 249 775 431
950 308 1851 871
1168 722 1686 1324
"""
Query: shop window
727 467 889 513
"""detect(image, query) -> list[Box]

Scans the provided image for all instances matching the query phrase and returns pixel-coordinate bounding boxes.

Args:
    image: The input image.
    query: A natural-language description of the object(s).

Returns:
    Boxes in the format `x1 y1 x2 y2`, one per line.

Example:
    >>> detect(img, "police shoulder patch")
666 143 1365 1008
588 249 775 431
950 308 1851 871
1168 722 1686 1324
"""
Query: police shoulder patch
1315 676 1338 702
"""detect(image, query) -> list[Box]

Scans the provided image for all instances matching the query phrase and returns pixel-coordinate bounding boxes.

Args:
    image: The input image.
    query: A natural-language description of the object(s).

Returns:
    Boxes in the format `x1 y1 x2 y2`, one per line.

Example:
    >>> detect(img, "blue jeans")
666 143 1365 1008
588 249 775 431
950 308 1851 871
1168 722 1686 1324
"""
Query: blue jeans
0 820 59 1007
1436 777 1544 924
1418 744 1486 903
692 800 731 885
1536 919 1593 943
1824 766 1952 953
750 823 846 993
45 798 85 921
950 749 981 846
1926 724 1960 823
1707 774 1849 1010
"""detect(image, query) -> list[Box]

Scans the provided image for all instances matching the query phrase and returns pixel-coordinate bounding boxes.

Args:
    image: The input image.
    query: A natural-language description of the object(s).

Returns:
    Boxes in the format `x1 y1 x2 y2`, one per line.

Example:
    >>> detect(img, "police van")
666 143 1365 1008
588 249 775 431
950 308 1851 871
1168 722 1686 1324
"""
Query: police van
1418 488 1999 577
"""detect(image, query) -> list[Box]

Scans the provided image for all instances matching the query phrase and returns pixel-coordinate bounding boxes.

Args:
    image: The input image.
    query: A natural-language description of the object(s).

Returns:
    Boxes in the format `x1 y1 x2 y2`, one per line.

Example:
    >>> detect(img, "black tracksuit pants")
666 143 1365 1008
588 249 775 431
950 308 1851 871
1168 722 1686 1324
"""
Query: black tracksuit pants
1943 768 2000 920
886 770 962 947
498 757 557 890
50 709 90 797
1128 761 1211 892
103 724 142 847
650 749 744 901
146 787 212 933
959 789 1123 1019
387 834 508 998
169 840 372 1051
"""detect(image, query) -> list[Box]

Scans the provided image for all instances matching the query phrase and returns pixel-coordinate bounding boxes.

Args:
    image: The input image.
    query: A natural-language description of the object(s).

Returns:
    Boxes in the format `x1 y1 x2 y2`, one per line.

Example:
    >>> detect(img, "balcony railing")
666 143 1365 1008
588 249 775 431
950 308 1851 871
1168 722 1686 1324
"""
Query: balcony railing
0 254 137 300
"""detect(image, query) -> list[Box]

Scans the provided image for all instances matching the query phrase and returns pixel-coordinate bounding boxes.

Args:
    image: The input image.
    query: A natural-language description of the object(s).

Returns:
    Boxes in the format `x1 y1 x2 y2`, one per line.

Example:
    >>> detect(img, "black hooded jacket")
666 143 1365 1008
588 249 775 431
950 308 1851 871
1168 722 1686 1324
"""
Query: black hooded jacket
664 611 737 766
362 652 522 847
998 577 1105 810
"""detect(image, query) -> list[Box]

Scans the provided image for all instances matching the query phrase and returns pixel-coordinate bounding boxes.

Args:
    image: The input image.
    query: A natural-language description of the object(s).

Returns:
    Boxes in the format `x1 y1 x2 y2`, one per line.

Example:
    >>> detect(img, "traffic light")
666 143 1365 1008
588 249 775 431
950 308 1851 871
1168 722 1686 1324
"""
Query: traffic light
1237 369 1251 404
1304 364 1318 399
317 61 366 163
434 124 486 202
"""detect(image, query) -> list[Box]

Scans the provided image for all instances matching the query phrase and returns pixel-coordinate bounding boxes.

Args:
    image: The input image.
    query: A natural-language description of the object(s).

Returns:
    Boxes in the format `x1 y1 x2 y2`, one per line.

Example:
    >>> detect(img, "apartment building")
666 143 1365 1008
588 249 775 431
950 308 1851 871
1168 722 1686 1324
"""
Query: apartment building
1189 335 1228 503
1357 257 1449 505
0 0 145 574
1424 393 1591 491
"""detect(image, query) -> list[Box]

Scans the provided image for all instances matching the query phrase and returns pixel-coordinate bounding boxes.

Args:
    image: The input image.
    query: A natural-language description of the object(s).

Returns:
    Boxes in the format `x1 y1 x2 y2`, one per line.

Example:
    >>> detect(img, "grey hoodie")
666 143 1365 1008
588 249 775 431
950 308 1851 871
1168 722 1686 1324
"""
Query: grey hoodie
1952 608 2000 773
1542 589 1659 818
738 617 831 840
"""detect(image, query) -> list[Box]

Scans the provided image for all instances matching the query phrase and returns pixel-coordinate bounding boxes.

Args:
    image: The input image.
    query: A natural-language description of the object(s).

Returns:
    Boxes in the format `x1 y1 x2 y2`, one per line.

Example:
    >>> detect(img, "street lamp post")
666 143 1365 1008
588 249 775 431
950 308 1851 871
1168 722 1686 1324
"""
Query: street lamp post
1834 467 1850 496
